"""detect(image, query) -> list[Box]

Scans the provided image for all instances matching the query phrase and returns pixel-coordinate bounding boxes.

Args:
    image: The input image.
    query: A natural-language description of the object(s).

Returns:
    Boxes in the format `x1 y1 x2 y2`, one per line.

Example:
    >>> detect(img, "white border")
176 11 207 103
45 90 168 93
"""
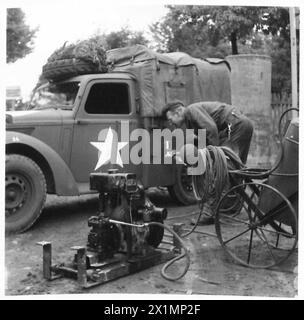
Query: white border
1 0 303 300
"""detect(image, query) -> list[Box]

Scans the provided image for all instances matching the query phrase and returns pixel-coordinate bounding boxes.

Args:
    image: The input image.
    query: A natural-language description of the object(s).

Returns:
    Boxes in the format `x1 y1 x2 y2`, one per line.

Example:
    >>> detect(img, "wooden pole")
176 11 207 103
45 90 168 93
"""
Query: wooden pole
289 7 298 118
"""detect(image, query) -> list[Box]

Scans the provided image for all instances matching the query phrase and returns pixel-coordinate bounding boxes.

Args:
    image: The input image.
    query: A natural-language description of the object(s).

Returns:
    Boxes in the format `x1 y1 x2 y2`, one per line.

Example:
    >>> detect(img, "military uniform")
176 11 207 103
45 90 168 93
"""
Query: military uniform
184 101 254 164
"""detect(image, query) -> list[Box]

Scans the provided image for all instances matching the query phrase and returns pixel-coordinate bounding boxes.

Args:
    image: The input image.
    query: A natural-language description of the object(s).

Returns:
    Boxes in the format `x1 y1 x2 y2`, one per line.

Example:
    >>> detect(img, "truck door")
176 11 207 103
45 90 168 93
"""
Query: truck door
70 78 140 192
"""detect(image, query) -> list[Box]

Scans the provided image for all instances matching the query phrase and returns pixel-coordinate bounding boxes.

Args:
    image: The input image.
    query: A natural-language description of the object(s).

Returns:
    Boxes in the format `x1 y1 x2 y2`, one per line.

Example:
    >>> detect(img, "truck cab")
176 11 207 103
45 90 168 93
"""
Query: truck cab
6 73 177 233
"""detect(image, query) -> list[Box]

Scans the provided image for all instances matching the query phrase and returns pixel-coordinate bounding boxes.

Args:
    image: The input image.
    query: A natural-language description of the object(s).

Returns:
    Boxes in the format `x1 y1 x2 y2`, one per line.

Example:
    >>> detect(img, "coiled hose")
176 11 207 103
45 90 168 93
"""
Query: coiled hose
191 145 243 207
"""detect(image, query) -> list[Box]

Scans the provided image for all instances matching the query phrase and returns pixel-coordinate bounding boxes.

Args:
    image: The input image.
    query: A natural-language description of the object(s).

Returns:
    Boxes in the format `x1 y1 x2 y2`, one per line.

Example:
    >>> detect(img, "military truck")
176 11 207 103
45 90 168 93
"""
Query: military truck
6 45 231 233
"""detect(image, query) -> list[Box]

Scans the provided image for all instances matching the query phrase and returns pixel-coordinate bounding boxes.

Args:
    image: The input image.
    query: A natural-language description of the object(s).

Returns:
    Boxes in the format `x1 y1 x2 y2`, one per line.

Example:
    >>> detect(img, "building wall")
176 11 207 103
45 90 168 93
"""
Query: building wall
226 54 273 167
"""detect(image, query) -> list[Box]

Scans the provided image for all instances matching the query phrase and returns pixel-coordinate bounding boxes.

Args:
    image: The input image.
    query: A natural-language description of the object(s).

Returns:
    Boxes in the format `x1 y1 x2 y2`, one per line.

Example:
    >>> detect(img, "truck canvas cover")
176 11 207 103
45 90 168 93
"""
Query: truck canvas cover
107 45 231 117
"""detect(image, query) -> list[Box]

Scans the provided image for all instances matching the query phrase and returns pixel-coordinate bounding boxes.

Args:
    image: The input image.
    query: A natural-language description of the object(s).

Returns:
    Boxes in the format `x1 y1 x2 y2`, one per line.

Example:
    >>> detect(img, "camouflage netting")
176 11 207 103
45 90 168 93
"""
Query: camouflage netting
42 38 108 81
47 38 107 65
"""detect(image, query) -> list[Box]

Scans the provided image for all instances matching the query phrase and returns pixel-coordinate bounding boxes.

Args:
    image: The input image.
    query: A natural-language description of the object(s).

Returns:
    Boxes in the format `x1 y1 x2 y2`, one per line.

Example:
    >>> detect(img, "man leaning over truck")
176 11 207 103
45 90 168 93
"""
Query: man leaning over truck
162 100 254 225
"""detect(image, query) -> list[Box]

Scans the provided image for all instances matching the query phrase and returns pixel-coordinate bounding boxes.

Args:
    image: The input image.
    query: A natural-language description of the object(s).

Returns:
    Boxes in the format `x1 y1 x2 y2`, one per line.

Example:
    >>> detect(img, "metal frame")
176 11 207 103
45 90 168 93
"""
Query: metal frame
37 223 184 288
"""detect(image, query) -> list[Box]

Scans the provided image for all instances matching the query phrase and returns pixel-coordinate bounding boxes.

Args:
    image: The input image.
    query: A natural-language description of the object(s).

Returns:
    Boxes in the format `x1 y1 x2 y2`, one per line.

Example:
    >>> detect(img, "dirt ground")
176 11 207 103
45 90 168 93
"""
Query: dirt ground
5 189 298 298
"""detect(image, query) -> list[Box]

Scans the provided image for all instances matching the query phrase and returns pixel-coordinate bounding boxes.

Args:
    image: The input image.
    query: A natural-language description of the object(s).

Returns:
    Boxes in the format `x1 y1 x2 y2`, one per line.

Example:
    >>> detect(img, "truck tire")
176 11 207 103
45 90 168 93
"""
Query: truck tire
5 154 47 234
167 164 196 205
42 58 106 81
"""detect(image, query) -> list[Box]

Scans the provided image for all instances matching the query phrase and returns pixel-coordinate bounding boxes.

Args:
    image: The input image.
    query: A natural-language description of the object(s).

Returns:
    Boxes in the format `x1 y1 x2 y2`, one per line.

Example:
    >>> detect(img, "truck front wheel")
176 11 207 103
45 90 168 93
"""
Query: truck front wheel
5 154 47 234
167 164 197 205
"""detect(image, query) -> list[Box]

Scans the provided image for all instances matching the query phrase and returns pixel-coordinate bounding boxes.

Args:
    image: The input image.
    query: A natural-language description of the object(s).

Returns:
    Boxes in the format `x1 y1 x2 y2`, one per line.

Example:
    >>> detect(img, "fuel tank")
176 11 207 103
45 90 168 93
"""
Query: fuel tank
259 118 298 224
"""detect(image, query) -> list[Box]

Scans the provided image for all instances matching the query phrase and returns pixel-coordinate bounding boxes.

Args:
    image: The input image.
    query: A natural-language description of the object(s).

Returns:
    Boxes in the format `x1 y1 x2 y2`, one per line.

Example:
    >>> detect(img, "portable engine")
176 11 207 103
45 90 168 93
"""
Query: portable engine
37 169 182 288
87 169 168 259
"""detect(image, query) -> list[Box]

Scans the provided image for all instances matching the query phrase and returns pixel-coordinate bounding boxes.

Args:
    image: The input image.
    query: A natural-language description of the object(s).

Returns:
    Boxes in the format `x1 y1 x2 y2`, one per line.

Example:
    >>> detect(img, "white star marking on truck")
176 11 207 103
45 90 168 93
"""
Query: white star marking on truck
90 127 128 170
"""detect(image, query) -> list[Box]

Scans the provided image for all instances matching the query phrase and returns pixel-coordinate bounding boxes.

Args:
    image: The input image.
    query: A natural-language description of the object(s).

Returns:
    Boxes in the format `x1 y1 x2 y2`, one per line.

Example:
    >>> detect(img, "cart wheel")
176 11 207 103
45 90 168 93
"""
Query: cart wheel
215 182 297 268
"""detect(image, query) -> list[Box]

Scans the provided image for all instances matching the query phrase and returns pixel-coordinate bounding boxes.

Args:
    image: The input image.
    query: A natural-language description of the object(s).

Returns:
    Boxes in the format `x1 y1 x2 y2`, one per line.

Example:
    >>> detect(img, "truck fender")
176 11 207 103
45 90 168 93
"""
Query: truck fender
6 131 79 196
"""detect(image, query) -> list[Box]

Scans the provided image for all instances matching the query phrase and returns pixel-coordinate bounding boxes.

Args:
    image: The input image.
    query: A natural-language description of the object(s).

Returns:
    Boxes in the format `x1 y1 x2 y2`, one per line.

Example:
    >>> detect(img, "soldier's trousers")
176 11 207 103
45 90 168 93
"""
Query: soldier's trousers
219 112 254 164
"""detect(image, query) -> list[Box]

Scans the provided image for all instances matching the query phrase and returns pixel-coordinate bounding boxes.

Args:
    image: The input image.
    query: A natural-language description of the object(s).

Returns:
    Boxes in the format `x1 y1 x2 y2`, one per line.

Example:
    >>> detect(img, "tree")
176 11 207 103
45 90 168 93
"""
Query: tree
261 7 291 40
150 5 294 93
99 27 148 50
149 6 212 54
7 8 38 63
210 6 263 54
150 5 264 55
268 36 292 93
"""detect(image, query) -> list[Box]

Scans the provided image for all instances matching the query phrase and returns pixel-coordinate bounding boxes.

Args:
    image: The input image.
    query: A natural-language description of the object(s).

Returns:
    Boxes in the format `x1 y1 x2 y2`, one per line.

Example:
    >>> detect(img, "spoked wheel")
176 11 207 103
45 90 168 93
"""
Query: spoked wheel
215 182 297 268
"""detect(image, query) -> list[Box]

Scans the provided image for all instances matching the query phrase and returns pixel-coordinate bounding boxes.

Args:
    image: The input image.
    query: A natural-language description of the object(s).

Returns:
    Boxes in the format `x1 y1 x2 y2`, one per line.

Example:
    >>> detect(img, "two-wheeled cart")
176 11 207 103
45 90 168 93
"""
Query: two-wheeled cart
214 111 299 268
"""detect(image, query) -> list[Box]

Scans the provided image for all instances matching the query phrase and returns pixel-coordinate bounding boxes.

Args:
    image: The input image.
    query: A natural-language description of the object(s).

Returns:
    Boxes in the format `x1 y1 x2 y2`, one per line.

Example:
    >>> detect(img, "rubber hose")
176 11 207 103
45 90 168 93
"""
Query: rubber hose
146 221 191 281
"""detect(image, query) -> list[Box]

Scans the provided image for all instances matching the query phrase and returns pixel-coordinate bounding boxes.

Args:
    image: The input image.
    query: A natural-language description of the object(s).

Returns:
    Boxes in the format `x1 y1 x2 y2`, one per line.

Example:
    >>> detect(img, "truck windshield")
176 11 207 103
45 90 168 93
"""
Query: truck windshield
28 81 80 110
